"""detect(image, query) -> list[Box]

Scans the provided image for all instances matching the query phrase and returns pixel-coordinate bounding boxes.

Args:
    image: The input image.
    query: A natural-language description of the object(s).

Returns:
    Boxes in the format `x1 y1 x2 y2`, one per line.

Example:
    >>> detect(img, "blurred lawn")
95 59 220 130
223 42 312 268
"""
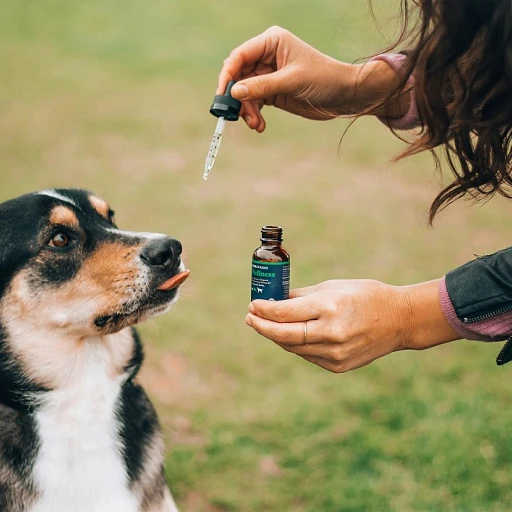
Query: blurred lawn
2 0 512 510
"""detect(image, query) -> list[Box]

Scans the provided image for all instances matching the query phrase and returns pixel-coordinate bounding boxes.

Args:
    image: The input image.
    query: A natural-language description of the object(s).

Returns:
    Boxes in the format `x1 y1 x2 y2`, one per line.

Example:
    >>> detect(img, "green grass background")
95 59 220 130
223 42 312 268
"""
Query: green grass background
2 0 512 510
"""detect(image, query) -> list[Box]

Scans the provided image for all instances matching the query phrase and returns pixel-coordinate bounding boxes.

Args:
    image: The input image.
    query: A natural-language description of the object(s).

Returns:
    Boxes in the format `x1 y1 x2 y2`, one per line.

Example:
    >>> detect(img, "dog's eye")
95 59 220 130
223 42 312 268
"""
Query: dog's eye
48 232 71 248
108 209 116 225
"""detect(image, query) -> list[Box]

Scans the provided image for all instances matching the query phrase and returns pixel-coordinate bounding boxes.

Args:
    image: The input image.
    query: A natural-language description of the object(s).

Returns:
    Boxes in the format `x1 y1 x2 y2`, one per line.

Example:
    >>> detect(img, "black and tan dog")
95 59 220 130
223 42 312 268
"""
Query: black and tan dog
0 189 190 512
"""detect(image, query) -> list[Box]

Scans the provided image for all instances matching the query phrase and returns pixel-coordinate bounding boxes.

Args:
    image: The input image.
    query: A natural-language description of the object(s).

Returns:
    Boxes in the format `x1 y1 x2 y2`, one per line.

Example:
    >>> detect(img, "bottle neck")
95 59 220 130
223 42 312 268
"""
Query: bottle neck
260 226 283 246
260 239 282 248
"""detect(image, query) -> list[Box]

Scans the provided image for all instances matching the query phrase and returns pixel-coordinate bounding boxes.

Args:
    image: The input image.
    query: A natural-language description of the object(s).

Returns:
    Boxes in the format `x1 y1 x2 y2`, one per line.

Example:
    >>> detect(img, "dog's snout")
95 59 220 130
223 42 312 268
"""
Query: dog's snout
140 237 182 268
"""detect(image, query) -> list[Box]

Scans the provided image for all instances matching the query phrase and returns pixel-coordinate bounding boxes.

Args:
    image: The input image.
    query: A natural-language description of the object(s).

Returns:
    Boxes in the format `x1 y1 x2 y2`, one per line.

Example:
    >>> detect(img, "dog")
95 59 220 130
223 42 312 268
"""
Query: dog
0 189 190 512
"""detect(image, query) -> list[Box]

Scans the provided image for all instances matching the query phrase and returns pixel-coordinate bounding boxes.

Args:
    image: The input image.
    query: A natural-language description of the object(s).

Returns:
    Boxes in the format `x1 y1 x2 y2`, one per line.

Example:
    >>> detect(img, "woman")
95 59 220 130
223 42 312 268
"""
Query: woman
217 0 512 373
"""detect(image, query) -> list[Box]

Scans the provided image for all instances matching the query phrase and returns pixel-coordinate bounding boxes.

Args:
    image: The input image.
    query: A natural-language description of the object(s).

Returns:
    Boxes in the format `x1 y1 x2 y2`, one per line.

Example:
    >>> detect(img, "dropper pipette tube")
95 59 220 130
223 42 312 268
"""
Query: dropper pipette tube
203 117 226 180
203 80 241 180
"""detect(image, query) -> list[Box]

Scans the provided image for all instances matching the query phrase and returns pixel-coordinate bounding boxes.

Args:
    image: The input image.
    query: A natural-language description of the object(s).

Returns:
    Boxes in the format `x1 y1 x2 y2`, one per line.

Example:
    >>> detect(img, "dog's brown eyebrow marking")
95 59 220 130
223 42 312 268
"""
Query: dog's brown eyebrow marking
88 195 111 220
49 205 79 229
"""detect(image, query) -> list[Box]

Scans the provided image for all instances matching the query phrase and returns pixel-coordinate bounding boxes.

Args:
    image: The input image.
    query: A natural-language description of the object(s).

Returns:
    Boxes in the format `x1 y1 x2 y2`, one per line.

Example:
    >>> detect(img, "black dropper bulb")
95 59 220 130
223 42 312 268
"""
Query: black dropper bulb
210 80 242 122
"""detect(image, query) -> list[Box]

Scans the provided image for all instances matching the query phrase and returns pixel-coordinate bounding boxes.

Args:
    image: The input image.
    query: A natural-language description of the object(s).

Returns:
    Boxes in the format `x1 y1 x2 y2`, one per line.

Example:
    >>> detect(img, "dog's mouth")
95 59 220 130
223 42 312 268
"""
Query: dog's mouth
94 269 190 331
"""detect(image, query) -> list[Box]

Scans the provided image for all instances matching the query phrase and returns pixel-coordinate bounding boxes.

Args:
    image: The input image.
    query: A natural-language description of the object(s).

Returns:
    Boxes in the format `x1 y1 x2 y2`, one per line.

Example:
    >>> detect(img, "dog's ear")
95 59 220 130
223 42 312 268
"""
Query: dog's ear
0 196 42 299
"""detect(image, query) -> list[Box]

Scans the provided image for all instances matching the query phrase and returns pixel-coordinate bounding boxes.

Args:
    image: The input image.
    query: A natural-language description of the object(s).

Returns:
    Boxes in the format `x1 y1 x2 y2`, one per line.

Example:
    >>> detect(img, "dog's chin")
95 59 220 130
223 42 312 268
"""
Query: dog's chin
93 291 178 334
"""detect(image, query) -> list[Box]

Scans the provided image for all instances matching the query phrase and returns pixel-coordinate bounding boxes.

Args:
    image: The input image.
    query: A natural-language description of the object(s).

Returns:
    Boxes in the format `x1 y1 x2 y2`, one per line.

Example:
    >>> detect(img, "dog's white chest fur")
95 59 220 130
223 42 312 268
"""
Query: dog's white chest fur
29 342 138 512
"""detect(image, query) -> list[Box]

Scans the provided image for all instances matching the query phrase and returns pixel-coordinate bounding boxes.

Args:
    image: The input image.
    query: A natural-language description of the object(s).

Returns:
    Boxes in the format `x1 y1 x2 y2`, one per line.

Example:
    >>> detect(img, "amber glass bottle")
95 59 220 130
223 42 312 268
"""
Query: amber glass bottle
251 226 290 301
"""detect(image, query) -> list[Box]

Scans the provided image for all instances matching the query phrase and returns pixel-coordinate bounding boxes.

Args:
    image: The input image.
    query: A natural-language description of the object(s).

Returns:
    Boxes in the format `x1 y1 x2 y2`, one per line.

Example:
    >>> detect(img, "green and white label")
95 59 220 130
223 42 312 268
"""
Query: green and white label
251 260 290 301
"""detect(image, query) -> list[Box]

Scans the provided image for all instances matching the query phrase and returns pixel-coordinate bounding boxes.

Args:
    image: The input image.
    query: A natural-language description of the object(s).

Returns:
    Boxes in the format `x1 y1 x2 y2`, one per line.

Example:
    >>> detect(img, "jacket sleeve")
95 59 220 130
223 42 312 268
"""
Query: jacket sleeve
368 53 420 130
440 249 512 341
440 249 512 365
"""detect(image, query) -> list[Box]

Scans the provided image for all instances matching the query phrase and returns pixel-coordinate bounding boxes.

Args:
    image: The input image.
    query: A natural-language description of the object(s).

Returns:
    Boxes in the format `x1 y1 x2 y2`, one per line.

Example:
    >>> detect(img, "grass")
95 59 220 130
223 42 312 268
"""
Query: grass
2 0 512 510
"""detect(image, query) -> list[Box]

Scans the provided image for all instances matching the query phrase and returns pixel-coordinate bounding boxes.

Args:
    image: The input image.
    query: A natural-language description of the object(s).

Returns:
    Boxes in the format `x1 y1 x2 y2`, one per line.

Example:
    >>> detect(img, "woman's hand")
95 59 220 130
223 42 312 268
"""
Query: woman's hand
245 279 459 373
218 26 408 132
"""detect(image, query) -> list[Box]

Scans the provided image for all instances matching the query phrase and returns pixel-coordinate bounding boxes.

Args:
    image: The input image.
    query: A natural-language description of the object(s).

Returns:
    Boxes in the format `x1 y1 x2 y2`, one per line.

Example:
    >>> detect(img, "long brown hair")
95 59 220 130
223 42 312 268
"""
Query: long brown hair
373 0 512 222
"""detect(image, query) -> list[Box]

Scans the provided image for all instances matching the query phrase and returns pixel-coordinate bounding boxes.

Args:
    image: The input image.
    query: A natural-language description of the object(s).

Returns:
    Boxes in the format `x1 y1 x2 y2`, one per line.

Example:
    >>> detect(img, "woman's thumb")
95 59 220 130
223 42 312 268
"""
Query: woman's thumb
231 70 291 101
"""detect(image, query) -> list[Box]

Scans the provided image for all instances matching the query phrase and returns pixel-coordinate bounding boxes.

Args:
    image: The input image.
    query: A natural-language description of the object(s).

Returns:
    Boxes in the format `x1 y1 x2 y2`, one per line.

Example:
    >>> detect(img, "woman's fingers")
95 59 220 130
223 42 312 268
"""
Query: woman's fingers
218 29 295 102
246 314 322 346
245 313 303 346
250 296 321 323
241 101 266 132
232 69 294 102
247 294 327 345
217 30 276 95
219 65 269 131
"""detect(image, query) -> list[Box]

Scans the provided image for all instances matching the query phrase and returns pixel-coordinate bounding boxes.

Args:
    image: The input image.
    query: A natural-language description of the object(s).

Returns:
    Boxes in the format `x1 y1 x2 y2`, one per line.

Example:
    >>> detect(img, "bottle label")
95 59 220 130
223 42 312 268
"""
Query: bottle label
251 260 290 301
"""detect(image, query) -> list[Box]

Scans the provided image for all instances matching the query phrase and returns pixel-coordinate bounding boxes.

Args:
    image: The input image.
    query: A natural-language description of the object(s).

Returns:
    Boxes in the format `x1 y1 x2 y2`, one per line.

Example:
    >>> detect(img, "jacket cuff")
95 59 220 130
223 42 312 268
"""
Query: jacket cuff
368 53 420 130
439 276 508 342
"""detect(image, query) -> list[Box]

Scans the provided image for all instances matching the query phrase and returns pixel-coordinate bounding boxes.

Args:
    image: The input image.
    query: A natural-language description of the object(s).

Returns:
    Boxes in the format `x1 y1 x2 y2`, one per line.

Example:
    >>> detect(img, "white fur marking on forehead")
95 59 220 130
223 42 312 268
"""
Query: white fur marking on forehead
38 190 77 207
104 227 167 240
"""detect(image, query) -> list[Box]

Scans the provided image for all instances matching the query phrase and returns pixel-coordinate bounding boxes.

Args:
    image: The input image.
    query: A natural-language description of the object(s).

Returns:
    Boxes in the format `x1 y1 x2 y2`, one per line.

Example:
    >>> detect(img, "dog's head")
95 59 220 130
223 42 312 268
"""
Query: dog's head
0 189 189 338
0 189 190 400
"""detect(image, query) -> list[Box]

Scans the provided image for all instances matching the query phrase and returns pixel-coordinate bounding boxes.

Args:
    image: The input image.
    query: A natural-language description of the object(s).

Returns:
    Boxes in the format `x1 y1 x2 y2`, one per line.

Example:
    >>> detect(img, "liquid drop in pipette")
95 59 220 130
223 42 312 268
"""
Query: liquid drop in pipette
203 80 241 180
203 117 226 180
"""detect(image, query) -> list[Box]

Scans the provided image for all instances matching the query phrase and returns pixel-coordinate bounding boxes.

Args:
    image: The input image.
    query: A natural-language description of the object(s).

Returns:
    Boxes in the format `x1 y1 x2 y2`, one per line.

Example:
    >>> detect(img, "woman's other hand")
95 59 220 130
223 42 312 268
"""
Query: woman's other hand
218 26 406 132
245 279 459 373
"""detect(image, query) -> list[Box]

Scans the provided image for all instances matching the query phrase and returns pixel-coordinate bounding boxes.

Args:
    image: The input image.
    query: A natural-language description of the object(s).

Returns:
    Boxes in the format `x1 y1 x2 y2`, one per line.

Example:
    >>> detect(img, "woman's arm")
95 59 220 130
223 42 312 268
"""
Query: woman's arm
217 26 414 132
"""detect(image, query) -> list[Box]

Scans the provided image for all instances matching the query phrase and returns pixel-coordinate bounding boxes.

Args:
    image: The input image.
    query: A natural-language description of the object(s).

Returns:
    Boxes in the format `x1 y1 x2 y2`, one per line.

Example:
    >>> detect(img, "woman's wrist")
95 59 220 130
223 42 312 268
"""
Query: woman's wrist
395 279 460 351
343 59 412 119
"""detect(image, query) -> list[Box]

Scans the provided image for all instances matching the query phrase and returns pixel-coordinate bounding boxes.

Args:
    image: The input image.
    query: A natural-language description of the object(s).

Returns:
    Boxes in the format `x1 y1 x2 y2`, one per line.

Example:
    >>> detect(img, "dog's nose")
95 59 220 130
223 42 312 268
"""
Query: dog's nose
140 237 182 268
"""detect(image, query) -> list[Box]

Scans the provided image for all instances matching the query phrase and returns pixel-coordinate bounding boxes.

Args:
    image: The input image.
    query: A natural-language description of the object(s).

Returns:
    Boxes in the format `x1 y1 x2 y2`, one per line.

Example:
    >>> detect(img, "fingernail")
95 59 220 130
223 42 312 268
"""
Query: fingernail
244 115 253 126
245 314 252 326
232 84 249 99
248 302 255 313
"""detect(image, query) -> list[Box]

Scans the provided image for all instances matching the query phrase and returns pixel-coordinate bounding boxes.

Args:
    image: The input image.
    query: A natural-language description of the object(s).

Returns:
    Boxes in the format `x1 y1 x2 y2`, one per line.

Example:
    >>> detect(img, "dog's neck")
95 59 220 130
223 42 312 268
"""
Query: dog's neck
0 322 142 412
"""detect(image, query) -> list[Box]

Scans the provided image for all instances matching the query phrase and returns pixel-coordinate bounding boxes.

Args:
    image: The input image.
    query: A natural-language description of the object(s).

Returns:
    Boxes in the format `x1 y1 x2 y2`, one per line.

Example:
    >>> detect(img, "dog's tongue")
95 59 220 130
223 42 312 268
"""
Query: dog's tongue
158 270 190 291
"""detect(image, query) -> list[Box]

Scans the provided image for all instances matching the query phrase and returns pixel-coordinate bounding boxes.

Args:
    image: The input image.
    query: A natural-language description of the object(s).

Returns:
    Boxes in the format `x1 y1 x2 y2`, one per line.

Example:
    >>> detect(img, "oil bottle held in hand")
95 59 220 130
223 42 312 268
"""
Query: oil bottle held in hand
251 226 290 301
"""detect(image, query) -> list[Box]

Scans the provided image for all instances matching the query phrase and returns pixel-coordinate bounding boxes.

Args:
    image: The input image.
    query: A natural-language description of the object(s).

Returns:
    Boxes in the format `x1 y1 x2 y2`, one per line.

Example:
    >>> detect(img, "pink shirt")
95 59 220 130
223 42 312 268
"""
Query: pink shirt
369 53 420 130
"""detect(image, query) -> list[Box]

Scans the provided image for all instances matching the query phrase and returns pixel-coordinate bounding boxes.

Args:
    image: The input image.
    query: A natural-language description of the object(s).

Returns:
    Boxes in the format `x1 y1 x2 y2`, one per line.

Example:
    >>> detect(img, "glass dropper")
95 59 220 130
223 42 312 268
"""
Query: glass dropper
203 80 241 180
203 117 226 180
